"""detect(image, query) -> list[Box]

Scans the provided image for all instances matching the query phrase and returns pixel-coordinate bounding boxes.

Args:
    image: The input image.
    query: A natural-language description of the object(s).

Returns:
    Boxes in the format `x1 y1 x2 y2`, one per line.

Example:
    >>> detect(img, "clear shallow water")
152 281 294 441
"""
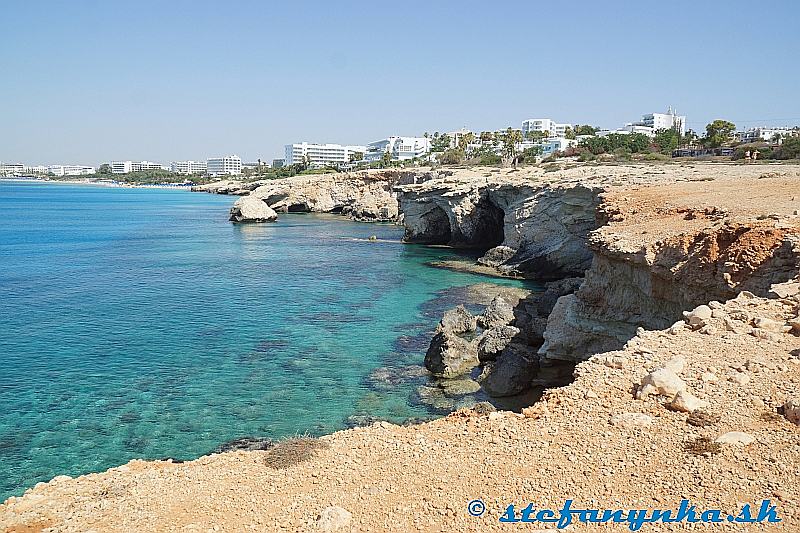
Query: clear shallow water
0 181 534 499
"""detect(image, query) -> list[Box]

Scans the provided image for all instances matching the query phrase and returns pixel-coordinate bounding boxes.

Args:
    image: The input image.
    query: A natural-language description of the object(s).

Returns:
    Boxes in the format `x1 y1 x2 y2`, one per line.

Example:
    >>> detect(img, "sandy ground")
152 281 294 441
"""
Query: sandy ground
2 162 800 532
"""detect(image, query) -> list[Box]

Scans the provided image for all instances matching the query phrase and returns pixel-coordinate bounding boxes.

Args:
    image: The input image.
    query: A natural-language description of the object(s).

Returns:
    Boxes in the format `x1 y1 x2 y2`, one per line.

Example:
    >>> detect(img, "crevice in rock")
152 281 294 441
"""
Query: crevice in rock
469 197 505 250
407 205 452 244
287 202 311 213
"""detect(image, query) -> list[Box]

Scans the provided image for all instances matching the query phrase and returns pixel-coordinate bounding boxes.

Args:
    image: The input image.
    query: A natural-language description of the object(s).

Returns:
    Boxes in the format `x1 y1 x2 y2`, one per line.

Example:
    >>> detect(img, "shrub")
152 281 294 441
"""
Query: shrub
774 137 800 159
439 148 465 165
478 153 502 166
684 436 722 456
612 147 632 161
643 152 669 161
263 436 329 469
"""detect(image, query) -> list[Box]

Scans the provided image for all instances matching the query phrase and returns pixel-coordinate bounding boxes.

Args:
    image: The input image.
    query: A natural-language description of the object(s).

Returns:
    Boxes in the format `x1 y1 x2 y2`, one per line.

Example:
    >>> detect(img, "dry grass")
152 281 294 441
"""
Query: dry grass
760 410 785 422
263 437 329 469
686 410 721 427
684 437 722 456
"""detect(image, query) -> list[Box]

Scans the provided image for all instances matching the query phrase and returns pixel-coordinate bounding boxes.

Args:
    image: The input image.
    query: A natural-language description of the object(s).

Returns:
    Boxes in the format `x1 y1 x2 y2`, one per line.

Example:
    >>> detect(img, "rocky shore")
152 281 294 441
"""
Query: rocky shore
3 162 800 531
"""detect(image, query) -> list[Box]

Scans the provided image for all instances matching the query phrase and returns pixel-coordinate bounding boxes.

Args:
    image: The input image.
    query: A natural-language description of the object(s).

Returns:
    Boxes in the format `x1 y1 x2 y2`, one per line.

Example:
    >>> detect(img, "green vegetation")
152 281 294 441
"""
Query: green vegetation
653 128 681 154
523 130 547 142
579 132 651 155
703 119 736 147
573 125 598 136
519 146 542 163
732 137 800 161
500 127 523 165
439 148 465 165
430 132 451 152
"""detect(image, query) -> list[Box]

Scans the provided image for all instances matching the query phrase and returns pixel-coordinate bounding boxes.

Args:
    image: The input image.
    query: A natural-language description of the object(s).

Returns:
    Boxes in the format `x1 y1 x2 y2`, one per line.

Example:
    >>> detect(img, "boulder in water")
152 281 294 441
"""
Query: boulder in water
424 330 478 378
229 195 278 223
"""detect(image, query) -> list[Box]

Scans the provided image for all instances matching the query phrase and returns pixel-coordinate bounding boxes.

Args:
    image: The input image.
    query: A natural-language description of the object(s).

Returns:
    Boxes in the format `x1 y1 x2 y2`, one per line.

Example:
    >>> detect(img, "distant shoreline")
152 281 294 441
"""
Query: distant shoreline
0 177 195 190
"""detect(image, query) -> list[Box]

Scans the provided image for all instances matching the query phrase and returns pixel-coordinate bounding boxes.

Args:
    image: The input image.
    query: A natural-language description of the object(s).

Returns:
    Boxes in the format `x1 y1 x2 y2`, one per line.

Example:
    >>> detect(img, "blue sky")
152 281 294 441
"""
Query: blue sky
2 0 799 166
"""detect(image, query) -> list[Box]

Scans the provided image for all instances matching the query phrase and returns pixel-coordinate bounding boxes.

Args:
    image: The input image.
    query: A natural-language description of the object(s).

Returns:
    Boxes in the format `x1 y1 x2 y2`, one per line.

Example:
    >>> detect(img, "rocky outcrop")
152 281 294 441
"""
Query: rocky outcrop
244 169 448 223
424 306 479 378
229 196 278 223
396 177 601 279
539 216 800 362
477 342 539 397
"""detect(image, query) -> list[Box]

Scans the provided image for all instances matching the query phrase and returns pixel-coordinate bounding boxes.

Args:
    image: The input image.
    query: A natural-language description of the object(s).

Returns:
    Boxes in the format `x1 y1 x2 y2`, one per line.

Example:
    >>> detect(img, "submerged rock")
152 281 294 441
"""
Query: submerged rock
212 437 273 453
229 195 278 223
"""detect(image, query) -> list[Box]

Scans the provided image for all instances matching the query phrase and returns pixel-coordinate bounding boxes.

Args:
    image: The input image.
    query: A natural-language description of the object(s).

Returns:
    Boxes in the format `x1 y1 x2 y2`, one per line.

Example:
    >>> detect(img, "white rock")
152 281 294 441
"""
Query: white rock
753 317 789 333
715 431 755 446
229 195 278 223
592 354 626 369
729 372 750 386
683 305 712 328
638 368 686 398
663 356 686 374
669 390 709 413
317 506 352 532
668 321 686 335
701 371 719 383
610 413 653 429
783 399 800 425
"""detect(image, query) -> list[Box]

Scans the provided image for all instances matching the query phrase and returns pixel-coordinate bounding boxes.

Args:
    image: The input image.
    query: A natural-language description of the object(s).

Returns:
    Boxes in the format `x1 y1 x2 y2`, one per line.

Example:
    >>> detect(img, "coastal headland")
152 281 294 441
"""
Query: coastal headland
3 162 800 531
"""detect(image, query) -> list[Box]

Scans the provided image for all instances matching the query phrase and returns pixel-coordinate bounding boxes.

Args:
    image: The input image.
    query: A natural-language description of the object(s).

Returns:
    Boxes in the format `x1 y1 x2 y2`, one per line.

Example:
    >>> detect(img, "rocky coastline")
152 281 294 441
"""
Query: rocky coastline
4 162 800 531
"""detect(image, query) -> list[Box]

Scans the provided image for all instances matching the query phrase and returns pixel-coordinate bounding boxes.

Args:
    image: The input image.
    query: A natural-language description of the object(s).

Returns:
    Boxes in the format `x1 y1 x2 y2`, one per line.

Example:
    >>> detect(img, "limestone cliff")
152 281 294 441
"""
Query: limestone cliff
539 190 800 362
396 177 601 279
247 169 443 222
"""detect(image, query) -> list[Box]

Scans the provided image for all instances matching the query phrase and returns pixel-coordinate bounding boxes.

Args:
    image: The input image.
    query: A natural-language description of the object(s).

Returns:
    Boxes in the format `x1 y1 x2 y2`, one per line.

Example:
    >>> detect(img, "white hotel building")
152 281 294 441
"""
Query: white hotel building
365 136 431 162
206 155 242 176
111 161 169 174
171 160 208 174
47 165 95 176
284 143 366 168
637 107 686 136
521 118 571 138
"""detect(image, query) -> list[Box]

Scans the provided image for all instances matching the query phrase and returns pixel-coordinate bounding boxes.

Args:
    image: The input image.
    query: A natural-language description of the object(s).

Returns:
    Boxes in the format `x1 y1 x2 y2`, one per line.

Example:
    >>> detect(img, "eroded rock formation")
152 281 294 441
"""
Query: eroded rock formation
539 197 800 362
396 178 601 279
228 196 278 223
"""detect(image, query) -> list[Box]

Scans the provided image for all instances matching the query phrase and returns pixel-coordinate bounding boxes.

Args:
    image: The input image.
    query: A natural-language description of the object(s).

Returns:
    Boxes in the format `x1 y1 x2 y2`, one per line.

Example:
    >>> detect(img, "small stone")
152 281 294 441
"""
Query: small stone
711 309 727 319
683 305 712 328
610 413 653 429
783 399 800 425
670 390 709 413
715 431 756 446
638 368 686 399
701 371 719 383
317 506 352 532
753 317 789 333
663 356 686 374
729 372 750 386
668 321 686 335
521 404 549 419
700 325 717 335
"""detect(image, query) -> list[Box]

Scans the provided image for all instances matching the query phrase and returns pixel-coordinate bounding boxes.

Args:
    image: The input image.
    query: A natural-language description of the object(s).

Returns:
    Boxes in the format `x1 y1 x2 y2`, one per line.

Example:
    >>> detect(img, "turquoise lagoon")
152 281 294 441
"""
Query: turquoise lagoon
0 181 534 500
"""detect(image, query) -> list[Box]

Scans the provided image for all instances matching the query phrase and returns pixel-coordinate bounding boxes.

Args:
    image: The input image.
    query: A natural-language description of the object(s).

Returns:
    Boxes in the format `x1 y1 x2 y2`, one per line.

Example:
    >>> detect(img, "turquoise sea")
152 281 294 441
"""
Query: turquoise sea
0 181 533 500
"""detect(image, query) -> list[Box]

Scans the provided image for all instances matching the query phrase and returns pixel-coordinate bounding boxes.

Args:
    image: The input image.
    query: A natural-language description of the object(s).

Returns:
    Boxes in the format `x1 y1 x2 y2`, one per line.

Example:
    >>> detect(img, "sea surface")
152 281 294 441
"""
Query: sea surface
0 181 534 500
